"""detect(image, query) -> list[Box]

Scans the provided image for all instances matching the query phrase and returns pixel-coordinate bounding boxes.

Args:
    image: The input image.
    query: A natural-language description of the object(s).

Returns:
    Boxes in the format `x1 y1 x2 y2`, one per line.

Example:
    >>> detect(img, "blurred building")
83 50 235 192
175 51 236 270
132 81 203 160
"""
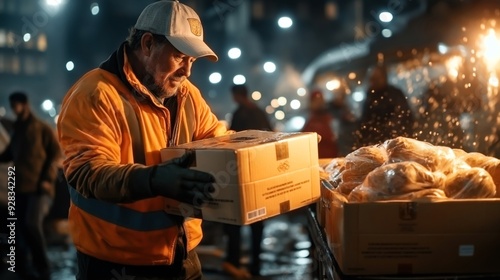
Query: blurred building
0 0 69 125
50 0 371 126
0 0 434 126
2 0 500 149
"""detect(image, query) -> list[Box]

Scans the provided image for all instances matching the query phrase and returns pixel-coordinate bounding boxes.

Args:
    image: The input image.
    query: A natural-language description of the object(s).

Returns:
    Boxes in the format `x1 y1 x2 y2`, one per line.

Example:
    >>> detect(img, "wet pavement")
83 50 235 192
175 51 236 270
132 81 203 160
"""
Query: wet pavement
0 208 317 280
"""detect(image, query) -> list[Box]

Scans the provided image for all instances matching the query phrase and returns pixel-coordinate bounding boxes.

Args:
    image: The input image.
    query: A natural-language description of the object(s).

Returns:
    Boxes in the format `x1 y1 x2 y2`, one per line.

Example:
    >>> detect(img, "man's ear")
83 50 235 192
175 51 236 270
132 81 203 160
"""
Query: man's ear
140 33 154 56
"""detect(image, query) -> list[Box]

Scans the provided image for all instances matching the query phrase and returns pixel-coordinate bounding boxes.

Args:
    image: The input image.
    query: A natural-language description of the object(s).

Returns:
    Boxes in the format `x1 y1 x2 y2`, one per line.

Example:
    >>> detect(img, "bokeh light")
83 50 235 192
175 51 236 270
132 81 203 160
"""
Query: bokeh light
233 74 246 85
278 16 293 29
209 72 222 84
290 99 301 110
66 61 74 71
379 12 393 23
297 88 306 96
90 3 100 15
277 96 287 106
42 99 54 111
251 91 262 101
274 110 285 120
228 47 241 59
263 61 276 73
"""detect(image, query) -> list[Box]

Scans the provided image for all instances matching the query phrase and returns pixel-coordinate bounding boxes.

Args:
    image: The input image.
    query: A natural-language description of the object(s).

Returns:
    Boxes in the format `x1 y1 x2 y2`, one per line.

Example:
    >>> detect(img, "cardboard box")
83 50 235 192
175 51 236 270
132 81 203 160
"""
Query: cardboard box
323 186 500 275
160 130 320 225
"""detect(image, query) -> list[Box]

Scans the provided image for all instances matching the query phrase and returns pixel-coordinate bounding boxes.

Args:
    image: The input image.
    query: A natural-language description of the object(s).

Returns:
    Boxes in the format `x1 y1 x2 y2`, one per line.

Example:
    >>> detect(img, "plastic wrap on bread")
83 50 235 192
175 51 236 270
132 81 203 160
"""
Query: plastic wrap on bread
452 148 468 158
319 137 500 203
347 162 445 202
384 137 456 174
337 145 387 195
323 157 346 187
459 152 500 193
445 167 497 198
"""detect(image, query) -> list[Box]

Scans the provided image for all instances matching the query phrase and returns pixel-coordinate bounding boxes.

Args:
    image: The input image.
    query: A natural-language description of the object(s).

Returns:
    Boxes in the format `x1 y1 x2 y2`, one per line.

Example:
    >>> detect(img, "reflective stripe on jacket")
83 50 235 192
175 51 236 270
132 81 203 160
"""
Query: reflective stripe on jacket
57 43 227 265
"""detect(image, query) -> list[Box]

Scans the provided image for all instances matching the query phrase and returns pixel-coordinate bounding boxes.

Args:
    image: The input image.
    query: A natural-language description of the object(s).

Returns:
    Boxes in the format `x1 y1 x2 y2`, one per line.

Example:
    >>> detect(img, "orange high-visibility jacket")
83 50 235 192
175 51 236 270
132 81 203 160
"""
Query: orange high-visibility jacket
57 44 227 265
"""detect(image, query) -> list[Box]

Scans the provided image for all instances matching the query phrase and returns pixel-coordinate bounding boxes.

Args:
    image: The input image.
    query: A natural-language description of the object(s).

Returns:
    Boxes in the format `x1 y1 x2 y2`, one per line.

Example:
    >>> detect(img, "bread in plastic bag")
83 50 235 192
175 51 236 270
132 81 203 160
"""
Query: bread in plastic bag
347 161 446 202
384 137 456 173
323 157 346 187
349 187 447 202
444 167 497 199
452 148 467 158
337 145 388 195
459 152 500 193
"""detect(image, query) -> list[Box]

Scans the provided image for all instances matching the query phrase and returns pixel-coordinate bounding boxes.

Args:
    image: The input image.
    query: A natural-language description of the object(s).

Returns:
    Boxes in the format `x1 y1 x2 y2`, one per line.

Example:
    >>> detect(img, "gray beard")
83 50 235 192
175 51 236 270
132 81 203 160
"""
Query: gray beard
141 72 176 101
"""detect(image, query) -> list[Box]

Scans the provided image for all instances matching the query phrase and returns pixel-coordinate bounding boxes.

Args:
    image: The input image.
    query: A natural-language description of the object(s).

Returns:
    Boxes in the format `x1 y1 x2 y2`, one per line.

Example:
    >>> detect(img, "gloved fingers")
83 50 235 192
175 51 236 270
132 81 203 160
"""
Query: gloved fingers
180 184 215 207
170 150 195 168
190 191 214 208
182 181 215 197
179 168 215 183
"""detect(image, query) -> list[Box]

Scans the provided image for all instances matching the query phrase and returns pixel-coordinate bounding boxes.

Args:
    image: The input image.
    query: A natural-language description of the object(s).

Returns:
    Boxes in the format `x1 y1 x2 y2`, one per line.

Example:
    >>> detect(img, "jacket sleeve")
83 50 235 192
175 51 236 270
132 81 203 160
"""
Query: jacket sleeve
38 125 62 184
58 86 154 203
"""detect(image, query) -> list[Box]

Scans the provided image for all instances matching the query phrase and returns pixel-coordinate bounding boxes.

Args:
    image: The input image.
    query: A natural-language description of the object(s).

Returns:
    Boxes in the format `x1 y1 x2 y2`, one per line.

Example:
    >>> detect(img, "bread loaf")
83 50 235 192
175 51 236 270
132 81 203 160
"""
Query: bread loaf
338 145 388 195
348 182 447 202
323 157 346 187
384 137 455 173
368 162 445 194
348 162 445 202
452 148 467 158
459 152 500 196
444 167 496 199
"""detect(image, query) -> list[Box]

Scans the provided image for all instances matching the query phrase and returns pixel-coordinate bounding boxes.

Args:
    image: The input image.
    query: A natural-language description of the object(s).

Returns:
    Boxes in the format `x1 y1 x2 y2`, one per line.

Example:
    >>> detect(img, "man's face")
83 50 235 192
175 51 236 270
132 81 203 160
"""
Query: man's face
141 36 196 99
10 102 26 118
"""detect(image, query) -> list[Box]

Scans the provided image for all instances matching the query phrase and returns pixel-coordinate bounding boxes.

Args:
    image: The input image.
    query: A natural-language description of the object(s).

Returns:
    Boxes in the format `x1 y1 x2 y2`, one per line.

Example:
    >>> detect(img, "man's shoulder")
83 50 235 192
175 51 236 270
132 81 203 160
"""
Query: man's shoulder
72 69 121 91
66 69 124 103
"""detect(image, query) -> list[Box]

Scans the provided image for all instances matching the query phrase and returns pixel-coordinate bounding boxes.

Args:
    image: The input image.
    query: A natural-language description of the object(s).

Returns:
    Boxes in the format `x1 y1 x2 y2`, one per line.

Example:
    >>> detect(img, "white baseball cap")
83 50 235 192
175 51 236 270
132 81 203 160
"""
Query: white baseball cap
134 0 218 62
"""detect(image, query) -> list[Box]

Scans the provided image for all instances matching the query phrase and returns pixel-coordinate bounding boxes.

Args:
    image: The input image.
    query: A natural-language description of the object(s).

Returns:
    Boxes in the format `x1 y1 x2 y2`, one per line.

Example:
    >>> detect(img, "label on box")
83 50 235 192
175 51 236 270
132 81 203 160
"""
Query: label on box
459 245 474 257
361 241 432 259
247 207 266 220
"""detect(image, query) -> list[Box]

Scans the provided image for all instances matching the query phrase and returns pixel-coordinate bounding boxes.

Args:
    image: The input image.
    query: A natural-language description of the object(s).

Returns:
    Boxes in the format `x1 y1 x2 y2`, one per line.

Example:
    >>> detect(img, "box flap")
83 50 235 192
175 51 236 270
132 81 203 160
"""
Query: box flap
168 130 314 150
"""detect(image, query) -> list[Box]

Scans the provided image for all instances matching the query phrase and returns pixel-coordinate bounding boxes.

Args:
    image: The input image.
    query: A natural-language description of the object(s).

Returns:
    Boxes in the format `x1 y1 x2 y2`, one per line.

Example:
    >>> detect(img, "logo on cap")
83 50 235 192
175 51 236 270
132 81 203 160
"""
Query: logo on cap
187 18 202 36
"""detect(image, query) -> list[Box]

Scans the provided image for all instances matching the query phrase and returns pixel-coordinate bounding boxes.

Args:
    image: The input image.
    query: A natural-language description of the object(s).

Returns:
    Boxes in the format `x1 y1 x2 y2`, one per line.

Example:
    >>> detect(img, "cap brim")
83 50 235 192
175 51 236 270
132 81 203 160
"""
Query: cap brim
166 36 218 62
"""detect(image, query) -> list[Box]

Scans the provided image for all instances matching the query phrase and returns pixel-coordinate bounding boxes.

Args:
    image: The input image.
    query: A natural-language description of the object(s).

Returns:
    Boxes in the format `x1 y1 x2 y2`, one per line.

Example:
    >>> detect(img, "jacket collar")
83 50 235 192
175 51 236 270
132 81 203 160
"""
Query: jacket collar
99 42 132 92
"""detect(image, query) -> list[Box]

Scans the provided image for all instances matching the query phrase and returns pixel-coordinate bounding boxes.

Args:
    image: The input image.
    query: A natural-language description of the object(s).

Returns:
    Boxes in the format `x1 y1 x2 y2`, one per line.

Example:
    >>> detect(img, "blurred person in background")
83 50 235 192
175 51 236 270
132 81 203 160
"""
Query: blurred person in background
417 79 466 148
229 84 273 132
355 64 415 148
57 1 229 279
221 84 272 278
0 91 61 280
301 89 339 159
328 80 357 156
45 157 71 247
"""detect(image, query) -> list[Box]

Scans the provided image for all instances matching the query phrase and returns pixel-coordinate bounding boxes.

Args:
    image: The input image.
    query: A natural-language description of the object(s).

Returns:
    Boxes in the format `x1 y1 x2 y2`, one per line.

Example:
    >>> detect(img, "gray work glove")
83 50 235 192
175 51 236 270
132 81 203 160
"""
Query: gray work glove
149 151 216 207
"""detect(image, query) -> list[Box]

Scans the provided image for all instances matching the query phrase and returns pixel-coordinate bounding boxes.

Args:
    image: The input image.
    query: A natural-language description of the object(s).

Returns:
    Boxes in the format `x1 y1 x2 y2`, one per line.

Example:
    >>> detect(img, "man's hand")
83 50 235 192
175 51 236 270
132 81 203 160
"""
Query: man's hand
150 151 216 207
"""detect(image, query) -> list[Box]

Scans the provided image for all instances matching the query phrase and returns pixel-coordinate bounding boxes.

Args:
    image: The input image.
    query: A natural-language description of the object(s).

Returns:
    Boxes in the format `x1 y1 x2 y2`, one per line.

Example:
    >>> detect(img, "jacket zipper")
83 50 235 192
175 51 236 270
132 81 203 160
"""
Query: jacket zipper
168 93 186 147
166 92 188 260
